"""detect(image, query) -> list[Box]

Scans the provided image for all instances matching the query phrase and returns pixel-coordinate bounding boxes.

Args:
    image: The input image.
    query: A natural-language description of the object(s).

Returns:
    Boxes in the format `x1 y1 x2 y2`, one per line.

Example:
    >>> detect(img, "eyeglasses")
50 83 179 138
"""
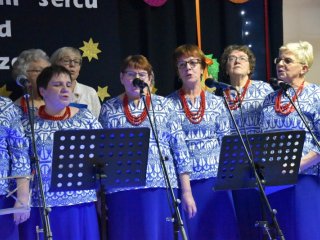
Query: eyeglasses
27 69 43 74
60 58 82 66
227 55 249 63
124 71 149 80
177 59 201 70
274 57 303 65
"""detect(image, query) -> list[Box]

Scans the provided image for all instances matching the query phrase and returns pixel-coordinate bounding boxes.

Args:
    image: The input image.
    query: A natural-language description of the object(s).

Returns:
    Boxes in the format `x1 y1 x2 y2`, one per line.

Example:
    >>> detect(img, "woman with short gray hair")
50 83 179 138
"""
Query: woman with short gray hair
12 49 50 113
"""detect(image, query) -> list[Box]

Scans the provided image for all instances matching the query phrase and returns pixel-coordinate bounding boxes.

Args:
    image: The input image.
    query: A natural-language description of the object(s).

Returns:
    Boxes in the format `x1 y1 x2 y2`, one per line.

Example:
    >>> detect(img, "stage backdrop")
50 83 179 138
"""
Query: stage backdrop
0 0 282 102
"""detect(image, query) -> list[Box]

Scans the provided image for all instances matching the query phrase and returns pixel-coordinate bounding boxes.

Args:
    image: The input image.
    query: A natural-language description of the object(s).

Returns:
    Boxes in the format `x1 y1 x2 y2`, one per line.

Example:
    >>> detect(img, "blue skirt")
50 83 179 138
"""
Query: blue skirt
232 188 264 239
267 174 320 240
106 188 177 240
181 178 240 240
0 196 18 240
19 202 100 240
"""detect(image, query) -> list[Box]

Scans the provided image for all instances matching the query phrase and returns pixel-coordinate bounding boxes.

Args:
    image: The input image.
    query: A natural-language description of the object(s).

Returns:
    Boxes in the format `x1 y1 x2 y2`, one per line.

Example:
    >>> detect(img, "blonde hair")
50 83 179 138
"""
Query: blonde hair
279 41 314 68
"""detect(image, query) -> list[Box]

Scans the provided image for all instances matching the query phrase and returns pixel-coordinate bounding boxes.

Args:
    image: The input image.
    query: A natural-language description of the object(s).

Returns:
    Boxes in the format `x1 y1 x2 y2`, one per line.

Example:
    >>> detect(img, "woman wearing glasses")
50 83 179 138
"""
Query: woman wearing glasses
99 55 195 240
12 49 51 113
219 45 274 134
166 44 239 240
219 45 274 240
50 47 101 118
260 41 320 239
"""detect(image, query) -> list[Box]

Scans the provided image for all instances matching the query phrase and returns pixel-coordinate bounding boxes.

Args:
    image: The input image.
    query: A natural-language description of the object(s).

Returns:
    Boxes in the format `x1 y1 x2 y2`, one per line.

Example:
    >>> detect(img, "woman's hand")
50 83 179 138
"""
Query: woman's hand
181 190 197 219
13 198 30 225
179 173 197 218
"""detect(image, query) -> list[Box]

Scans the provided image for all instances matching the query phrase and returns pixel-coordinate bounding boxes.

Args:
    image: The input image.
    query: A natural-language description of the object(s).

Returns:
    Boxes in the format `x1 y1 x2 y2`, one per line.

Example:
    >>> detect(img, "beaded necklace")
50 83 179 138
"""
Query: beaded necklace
274 81 305 115
225 79 251 110
38 105 71 121
20 97 28 114
123 94 151 126
20 97 44 114
178 88 205 124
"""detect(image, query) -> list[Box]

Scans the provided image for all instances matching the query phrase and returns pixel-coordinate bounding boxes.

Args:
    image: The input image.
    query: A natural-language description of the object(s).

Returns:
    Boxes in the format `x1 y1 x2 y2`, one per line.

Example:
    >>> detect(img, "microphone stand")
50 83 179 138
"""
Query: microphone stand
22 86 53 240
282 88 320 151
217 88 285 240
139 88 188 240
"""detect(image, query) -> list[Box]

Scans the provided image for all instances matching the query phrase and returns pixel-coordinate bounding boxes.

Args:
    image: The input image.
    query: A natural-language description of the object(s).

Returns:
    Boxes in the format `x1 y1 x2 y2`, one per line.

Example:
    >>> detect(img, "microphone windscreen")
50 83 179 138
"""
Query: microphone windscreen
16 75 29 87
269 78 279 88
205 78 216 88
132 78 148 88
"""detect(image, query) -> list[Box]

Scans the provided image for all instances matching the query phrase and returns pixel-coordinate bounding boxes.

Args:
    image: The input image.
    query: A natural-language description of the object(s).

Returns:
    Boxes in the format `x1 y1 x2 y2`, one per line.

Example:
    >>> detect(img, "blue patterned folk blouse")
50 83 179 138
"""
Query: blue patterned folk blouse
21 108 102 207
260 83 320 175
166 91 230 180
98 94 192 193
228 80 274 134
0 97 30 195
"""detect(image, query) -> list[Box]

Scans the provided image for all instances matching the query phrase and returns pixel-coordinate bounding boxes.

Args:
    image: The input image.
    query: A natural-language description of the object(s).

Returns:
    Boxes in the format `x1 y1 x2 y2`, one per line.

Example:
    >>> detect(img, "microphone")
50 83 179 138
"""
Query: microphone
269 78 292 91
205 78 238 91
16 75 30 88
132 78 148 89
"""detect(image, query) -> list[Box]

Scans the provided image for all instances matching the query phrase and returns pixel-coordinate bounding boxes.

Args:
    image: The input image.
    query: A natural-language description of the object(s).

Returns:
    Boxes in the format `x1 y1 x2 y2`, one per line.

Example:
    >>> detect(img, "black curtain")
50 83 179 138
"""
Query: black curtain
0 0 282 101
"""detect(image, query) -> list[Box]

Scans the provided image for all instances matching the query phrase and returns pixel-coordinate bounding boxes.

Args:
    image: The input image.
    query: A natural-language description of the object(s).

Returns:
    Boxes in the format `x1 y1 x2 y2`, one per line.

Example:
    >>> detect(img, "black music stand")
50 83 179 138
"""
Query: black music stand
213 130 305 239
49 127 150 240
214 130 305 191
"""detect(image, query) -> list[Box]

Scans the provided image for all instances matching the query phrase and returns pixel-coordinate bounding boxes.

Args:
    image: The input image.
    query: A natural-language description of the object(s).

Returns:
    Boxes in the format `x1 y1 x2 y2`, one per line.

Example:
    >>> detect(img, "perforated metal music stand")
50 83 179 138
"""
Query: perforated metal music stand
49 127 150 192
213 130 306 191
49 127 150 240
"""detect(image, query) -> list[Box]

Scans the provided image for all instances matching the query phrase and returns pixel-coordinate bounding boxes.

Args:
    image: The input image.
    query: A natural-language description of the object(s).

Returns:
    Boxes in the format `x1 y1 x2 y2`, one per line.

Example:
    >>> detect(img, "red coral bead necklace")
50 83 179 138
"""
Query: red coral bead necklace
225 79 251 110
274 81 305 115
38 105 71 121
179 88 205 124
123 94 151 126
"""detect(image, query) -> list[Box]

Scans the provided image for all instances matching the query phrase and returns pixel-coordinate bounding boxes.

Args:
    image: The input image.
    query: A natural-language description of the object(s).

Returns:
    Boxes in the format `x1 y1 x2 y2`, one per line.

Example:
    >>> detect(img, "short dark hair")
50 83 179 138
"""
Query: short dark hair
37 65 71 98
220 45 256 80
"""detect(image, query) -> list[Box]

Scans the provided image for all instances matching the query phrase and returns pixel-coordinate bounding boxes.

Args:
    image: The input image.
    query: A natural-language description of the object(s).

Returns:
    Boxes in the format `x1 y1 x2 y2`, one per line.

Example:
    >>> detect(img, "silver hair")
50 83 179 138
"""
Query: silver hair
12 49 49 79
50 46 82 65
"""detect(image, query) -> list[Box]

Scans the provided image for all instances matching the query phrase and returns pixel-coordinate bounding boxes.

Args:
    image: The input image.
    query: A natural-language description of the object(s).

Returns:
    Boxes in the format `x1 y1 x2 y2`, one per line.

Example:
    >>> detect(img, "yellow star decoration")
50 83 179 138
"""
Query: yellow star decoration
80 38 101 62
97 85 110 102
151 86 157 94
0 85 12 98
